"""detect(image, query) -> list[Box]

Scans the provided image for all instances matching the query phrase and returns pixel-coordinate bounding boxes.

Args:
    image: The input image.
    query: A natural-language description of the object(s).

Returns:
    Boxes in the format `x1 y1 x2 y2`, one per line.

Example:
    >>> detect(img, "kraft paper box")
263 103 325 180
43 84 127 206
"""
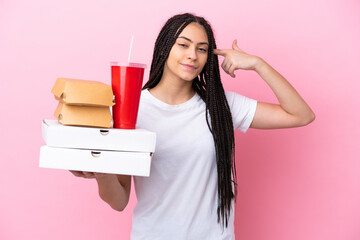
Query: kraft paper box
54 103 112 128
42 120 156 152
39 146 152 176
51 78 115 106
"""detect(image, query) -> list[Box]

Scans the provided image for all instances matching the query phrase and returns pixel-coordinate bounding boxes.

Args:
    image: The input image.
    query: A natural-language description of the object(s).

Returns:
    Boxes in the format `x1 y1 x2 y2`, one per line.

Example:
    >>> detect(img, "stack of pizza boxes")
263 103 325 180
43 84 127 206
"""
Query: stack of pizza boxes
39 78 156 177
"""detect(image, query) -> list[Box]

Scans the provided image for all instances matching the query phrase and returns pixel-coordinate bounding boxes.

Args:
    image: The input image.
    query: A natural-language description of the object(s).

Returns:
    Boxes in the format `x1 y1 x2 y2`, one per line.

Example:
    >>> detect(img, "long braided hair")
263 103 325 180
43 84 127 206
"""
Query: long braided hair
143 13 236 227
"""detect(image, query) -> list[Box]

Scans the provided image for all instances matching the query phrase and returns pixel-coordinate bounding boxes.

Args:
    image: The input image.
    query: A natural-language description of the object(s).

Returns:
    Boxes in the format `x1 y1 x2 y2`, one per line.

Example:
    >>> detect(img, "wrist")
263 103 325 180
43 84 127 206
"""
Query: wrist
253 57 266 72
95 173 117 184
94 172 107 179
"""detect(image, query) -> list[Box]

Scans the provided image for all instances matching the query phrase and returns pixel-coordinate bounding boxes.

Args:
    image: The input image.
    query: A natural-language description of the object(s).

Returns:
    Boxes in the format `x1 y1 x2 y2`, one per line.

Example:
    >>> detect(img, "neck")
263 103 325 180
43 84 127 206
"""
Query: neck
149 75 195 105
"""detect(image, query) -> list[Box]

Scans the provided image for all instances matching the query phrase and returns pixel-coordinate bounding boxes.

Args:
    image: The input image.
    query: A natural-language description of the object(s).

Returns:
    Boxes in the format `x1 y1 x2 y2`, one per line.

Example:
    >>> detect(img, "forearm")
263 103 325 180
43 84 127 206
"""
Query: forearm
254 57 315 123
96 175 130 211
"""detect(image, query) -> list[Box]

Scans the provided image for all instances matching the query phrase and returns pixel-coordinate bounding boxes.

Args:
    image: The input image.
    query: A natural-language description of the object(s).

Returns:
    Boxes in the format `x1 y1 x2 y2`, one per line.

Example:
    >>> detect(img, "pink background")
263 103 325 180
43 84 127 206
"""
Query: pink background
1 0 359 239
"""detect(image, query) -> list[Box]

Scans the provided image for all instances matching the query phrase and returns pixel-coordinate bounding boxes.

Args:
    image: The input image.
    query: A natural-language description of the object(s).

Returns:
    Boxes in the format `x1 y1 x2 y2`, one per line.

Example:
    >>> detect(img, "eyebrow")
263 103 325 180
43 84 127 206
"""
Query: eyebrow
178 36 209 46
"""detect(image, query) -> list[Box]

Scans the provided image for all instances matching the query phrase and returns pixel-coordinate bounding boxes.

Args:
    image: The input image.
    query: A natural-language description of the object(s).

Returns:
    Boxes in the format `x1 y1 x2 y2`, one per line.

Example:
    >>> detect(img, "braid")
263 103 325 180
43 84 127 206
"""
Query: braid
144 17 193 89
144 13 237 228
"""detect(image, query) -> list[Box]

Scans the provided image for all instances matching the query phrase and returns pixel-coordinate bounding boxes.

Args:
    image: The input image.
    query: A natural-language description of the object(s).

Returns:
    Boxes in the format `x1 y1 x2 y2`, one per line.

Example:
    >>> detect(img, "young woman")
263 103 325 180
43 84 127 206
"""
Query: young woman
71 13 315 239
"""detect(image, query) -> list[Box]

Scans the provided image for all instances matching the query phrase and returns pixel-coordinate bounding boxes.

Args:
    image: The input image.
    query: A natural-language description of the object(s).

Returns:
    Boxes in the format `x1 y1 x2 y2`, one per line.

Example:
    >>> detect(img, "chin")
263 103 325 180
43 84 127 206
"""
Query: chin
183 77 195 82
179 73 199 82
181 77 196 82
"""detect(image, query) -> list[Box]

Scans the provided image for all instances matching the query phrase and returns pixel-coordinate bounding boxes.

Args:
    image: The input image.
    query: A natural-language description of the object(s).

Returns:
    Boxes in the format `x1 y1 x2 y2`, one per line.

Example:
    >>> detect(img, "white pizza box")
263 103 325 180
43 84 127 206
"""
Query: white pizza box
42 120 156 152
39 145 152 176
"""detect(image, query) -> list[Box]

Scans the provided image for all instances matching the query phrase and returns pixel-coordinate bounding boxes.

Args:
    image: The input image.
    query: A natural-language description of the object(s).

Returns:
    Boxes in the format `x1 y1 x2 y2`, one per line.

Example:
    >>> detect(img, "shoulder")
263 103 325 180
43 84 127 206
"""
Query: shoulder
224 91 239 102
224 90 248 100
224 91 258 132
224 91 257 108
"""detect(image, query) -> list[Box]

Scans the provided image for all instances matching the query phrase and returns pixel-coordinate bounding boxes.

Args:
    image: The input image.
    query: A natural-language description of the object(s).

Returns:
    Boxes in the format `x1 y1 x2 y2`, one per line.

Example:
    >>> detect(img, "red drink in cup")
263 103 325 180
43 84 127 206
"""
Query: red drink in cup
111 62 146 129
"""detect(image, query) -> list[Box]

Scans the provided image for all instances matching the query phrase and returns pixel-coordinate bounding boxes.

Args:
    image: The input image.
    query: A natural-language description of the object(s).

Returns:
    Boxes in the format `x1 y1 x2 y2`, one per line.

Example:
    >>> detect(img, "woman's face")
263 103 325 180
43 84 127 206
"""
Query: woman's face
163 22 209 82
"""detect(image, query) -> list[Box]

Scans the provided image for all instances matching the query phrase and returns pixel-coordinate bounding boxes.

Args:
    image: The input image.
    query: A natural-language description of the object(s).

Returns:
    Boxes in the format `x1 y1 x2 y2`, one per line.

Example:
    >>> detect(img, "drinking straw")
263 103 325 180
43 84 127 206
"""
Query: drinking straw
128 35 134 63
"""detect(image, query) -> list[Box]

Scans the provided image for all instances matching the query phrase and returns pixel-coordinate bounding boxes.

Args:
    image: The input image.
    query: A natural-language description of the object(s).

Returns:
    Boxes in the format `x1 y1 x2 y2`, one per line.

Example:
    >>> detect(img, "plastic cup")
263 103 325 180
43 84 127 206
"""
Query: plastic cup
111 62 146 129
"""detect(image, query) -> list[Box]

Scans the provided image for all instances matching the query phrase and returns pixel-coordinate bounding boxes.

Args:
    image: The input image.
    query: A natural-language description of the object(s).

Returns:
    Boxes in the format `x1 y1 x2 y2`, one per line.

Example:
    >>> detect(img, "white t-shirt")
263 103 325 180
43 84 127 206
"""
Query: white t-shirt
131 89 257 240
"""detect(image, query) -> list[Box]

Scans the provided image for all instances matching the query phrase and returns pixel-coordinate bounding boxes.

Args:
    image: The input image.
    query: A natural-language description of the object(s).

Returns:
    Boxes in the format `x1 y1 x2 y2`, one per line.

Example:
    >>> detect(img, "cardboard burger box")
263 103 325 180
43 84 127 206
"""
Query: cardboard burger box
54 103 112 128
39 120 157 177
52 78 115 128
51 78 115 106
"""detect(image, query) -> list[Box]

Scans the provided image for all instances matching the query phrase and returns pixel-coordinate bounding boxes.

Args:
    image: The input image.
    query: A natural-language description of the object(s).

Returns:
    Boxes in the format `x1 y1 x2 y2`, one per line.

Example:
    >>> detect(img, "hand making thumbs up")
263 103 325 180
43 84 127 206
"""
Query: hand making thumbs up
213 40 261 78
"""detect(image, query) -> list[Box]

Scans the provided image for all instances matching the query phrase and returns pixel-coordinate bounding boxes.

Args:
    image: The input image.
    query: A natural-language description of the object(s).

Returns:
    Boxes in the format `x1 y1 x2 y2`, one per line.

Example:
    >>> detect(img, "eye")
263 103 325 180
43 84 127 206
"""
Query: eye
178 43 188 48
198 47 208 53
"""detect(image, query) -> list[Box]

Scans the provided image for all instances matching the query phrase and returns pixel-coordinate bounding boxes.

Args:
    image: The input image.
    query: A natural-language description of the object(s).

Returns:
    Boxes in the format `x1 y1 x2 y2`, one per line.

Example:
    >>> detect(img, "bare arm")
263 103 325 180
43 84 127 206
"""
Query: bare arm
250 58 315 128
96 174 131 211
70 171 131 211
214 40 315 129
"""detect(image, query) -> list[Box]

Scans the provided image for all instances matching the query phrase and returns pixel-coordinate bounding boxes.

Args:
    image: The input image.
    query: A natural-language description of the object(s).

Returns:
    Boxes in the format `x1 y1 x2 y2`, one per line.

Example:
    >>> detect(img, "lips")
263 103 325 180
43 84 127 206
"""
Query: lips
180 63 198 71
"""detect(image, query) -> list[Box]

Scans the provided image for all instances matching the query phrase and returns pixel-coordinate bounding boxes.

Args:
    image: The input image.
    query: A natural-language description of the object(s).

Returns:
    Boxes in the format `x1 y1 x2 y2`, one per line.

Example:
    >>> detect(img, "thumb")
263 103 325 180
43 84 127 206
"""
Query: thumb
232 39 242 52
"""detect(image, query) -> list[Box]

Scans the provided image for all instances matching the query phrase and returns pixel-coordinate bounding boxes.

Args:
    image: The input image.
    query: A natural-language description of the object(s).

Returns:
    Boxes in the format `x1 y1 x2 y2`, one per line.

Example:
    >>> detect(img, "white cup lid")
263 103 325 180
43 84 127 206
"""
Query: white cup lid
110 62 147 68
110 61 124 66
129 62 147 68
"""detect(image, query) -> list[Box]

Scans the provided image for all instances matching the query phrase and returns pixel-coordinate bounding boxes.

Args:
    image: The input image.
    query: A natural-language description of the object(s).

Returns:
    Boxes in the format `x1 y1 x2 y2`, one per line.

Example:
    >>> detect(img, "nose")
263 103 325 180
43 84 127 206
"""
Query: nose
187 46 197 61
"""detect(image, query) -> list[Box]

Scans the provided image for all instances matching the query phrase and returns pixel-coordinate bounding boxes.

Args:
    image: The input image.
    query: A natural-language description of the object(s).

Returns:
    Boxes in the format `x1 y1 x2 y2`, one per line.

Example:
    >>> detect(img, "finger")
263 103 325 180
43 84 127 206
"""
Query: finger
82 171 96 179
221 60 228 73
228 64 237 78
222 62 232 76
70 170 83 177
223 59 232 73
213 49 227 56
232 39 243 52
